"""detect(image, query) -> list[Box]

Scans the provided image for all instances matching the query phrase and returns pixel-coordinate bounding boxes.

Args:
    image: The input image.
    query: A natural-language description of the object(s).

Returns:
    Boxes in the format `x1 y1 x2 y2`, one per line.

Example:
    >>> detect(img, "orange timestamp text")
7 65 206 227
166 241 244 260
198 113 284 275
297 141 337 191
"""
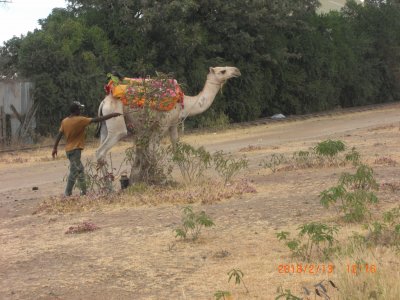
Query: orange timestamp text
278 263 377 275
278 264 335 275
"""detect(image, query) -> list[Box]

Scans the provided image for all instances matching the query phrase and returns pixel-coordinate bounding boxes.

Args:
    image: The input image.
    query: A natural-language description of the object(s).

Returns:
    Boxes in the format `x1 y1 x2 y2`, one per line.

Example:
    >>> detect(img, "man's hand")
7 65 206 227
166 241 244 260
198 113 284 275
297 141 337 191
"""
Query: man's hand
91 112 122 123
52 148 57 159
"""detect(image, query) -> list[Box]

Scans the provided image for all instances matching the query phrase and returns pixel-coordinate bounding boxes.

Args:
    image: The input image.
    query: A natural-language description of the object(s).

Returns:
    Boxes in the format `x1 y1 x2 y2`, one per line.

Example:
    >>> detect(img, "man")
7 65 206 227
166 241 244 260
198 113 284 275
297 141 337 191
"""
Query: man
52 101 121 196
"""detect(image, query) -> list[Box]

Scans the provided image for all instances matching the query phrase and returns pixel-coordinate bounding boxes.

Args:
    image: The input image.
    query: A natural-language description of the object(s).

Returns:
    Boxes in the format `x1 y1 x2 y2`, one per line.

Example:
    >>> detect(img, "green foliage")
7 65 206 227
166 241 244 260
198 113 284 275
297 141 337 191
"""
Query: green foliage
174 206 215 241
261 154 287 173
345 147 361 166
261 143 362 172
228 268 249 293
193 111 230 130
170 142 212 183
364 205 400 248
276 223 339 261
212 151 248 184
214 290 231 300
275 286 302 300
320 164 379 222
1 0 400 133
314 139 346 158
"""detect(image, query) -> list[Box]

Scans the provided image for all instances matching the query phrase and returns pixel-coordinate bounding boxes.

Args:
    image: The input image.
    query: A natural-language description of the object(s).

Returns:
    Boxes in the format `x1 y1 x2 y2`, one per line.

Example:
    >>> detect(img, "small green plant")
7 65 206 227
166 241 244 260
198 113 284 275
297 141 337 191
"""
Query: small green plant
213 151 248 184
170 142 212 183
345 147 361 166
314 139 346 158
275 286 302 300
228 268 249 293
363 206 400 248
214 290 231 300
276 223 339 261
292 150 316 168
320 164 379 222
174 206 214 241
261 153 286 172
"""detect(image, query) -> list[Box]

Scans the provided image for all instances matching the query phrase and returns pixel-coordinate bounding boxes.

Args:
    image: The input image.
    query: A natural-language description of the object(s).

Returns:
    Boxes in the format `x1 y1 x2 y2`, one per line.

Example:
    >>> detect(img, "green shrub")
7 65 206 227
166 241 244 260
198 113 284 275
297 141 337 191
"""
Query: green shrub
169 142 212 183
364 206 400 248
260 153 287 172
314 139 346 157
276 222 339 261
212 151 248 184
320 164 379 222
174 206 215 241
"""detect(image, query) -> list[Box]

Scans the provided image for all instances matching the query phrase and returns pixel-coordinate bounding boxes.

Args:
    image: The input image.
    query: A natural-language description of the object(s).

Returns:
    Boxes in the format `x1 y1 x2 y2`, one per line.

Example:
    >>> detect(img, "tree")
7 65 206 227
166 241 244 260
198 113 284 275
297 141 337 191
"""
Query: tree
16 8 119 133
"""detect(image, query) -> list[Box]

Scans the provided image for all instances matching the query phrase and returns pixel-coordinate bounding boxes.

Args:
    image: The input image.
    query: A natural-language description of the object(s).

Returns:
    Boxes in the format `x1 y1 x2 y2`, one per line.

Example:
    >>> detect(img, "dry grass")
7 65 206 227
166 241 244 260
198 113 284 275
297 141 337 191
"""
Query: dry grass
335 247 400 300
3 107 400 299
34 179 257 214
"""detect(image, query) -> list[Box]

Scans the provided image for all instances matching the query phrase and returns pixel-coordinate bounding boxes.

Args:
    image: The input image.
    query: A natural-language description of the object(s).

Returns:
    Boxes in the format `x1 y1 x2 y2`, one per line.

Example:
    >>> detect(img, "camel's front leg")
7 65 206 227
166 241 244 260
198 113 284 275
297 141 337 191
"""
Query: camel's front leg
169 125 179 147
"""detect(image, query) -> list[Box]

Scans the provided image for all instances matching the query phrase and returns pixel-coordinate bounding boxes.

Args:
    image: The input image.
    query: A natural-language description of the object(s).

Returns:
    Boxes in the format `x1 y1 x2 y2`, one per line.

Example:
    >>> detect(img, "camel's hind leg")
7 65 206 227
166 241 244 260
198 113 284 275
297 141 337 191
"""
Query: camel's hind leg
95 117 127 161
95 96 127 162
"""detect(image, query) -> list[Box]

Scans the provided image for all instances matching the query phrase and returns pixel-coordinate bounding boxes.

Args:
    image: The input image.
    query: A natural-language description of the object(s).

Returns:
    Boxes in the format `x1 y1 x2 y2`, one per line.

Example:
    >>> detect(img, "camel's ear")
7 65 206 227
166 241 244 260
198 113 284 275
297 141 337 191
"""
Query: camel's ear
209 67 215 74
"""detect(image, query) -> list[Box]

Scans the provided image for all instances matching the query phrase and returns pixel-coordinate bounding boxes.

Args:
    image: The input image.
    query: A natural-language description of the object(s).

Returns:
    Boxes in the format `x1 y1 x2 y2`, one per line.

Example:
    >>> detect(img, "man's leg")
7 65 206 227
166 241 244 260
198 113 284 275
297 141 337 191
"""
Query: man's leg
65 149 86 196
75 151 87 196
65 150 78 196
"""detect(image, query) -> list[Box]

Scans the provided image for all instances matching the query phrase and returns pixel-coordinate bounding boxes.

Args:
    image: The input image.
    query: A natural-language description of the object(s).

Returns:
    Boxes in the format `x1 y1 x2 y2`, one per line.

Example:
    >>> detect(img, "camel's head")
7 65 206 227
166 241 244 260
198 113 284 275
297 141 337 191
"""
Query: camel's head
208 66 241 84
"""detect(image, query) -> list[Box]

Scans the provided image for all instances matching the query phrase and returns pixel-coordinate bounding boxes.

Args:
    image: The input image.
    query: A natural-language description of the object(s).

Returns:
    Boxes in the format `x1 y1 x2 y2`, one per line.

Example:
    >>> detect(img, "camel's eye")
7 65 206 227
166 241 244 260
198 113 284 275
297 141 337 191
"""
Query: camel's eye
221 70 226 74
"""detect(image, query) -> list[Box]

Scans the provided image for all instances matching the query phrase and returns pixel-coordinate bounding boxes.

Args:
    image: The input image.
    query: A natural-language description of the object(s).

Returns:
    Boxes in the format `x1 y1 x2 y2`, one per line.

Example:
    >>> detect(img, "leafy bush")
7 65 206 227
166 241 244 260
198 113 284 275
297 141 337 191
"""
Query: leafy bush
345 147 361 166
261 143 361 173
212 151 248 184
364 206 400 248
276 223 339 261
169 142 212 183
314 139 346 157
174 206 214 241
320 164 379 222
260 153 287 172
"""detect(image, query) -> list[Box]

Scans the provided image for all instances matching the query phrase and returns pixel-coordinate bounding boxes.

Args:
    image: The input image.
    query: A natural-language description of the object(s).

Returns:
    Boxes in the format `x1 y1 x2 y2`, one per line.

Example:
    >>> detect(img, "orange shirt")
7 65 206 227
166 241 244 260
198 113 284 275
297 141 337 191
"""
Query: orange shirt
59 116 92 152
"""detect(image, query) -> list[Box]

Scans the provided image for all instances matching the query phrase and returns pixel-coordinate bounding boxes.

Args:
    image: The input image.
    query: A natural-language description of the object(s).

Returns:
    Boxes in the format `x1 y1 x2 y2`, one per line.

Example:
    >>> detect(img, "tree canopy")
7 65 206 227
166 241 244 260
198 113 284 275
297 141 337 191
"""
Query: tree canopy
1 0 399 134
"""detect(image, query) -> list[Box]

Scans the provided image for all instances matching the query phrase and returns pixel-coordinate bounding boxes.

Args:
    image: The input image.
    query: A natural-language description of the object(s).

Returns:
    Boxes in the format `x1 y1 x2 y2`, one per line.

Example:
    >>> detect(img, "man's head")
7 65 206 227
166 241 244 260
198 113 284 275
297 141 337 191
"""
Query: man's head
70 101 85 115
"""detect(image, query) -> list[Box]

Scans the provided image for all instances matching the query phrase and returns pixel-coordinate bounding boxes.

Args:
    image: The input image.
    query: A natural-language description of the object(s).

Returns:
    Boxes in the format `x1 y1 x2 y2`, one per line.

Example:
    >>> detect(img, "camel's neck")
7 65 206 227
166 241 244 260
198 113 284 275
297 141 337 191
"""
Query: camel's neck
180 77 223 118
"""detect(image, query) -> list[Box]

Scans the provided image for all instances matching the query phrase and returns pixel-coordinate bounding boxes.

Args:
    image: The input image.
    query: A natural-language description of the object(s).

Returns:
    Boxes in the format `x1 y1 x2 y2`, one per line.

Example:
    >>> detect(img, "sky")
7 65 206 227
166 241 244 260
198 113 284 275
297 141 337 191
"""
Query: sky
0 0 68 46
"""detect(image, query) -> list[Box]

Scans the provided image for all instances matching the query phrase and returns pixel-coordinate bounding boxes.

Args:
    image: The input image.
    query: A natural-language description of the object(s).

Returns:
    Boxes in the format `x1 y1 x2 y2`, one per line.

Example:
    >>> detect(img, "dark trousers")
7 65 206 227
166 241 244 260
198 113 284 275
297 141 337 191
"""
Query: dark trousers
65 149 86 196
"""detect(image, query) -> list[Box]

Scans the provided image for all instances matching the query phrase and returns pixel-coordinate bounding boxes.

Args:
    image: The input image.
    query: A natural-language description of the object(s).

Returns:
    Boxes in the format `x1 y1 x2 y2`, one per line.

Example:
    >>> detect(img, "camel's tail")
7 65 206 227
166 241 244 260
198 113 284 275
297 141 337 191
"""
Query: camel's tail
94 100 104 138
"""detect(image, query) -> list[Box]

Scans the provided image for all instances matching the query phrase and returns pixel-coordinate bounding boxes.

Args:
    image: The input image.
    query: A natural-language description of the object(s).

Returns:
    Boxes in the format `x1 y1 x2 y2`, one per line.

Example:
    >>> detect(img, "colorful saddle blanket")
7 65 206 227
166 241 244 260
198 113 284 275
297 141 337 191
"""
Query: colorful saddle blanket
105 76 184 111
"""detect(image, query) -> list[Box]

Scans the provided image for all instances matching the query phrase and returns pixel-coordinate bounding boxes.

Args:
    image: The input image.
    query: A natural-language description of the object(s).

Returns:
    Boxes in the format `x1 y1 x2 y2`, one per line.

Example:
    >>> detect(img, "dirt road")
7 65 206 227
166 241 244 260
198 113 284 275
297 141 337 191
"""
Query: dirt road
2 104 400 198
1 103 400 299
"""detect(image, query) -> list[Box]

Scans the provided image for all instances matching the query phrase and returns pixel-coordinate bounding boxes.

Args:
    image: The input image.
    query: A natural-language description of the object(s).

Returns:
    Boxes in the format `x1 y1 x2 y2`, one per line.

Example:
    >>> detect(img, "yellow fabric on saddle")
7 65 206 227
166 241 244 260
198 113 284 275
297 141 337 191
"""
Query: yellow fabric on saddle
106 77 184 111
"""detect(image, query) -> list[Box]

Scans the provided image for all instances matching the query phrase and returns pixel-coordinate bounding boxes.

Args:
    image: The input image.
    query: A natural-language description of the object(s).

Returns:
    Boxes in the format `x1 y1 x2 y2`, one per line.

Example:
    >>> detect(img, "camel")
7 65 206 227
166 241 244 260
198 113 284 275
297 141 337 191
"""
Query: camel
95 66 241 182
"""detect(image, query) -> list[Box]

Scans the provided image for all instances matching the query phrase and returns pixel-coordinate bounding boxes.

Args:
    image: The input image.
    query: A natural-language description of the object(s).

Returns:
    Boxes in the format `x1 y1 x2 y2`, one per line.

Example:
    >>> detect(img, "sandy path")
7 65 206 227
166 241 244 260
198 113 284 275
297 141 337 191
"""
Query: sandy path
1 104 400 197
1 104 400 299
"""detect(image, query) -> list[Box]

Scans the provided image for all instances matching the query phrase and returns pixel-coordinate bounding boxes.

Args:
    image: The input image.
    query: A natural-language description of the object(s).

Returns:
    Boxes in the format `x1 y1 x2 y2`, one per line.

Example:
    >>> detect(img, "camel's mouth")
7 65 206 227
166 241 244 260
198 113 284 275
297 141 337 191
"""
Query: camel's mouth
232 69 241 77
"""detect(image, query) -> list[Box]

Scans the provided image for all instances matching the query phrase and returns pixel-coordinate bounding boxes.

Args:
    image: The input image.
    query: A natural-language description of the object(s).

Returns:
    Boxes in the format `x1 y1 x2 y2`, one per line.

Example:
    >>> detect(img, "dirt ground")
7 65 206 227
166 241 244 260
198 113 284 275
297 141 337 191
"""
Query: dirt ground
1 104 400 299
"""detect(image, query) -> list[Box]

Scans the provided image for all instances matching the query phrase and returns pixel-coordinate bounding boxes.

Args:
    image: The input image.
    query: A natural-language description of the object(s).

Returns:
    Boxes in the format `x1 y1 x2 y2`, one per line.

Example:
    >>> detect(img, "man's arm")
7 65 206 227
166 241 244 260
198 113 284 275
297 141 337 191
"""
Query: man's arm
52 132 63 158
90 112 122 123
